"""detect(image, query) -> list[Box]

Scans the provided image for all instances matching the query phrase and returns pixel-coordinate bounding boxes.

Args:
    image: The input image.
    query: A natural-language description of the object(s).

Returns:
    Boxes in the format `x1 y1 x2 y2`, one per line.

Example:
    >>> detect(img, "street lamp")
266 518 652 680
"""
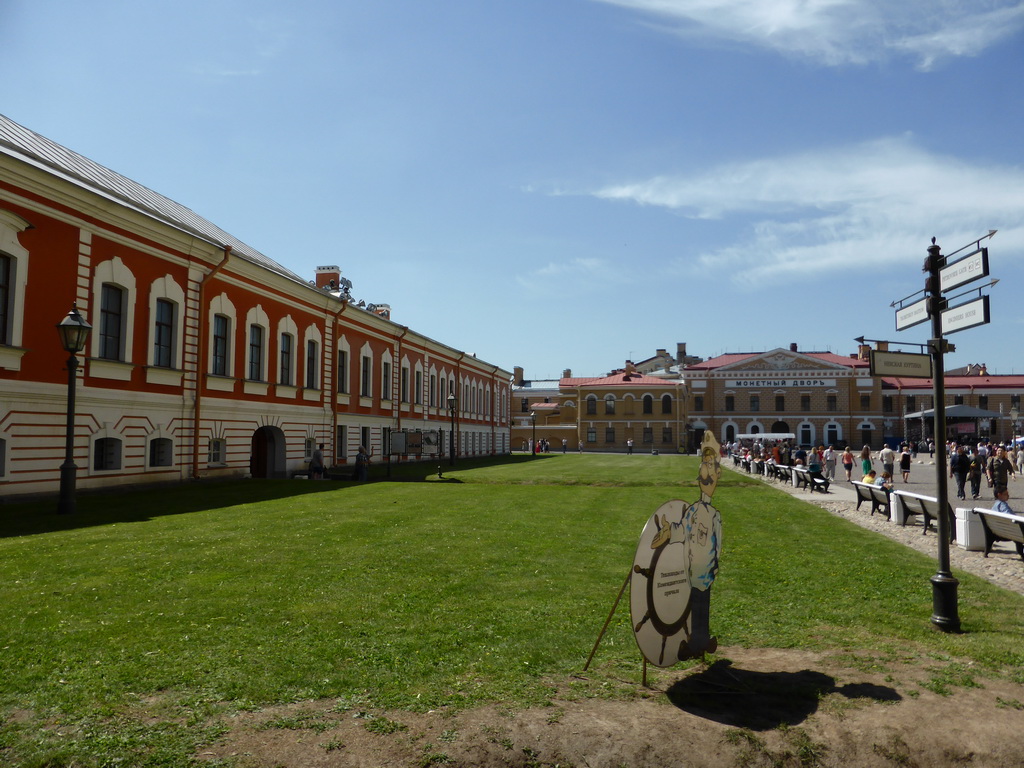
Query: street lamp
530 410 536 459
1010 405 1019 448
56 303 92 514
447 393 457 466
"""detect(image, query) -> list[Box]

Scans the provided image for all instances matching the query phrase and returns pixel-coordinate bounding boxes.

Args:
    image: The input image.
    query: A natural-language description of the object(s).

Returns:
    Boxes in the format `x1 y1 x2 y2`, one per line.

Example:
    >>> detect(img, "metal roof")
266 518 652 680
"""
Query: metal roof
0 113 308 286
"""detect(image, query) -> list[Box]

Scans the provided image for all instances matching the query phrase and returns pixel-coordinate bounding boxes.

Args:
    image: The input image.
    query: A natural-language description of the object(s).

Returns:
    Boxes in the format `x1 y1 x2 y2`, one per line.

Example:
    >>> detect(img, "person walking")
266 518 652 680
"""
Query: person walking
824 445 837 481
949 445 968 500
986 446 1016 497
859 445 873 478
879 443 895 479
899 444 912 483
968 449 984 500
309 443 325 480
354 445 370 481
841 447 855 482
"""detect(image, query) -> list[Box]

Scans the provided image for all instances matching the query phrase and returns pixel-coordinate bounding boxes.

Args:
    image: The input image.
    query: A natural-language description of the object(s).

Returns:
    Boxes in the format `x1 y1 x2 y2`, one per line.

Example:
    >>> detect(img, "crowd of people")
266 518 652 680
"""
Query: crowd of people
729 437 1022 510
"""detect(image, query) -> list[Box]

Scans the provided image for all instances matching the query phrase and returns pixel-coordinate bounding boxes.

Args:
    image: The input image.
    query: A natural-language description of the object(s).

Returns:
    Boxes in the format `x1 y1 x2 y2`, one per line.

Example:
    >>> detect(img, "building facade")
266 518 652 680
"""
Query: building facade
685 344 1024 450
512 363 687 453
0 115 511 497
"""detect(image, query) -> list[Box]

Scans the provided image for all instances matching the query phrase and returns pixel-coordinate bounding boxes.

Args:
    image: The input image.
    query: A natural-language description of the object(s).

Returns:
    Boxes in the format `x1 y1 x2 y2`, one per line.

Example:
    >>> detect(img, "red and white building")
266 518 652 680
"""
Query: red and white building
0 115 511 497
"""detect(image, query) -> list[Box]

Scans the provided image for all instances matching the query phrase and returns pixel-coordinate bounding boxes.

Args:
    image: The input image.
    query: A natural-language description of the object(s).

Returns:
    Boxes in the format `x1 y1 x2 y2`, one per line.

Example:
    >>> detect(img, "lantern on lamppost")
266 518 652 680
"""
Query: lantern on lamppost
56 304 92 514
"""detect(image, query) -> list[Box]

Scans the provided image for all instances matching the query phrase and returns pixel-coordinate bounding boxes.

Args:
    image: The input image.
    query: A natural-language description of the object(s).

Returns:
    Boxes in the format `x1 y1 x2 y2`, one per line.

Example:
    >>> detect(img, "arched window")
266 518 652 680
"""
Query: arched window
661 394 673 414
642 395 653 414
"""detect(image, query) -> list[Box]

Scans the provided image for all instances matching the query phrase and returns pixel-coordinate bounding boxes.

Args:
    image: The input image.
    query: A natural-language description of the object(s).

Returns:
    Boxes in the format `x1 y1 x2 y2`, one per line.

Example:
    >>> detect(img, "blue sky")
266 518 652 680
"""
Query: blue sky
4 0 1023 378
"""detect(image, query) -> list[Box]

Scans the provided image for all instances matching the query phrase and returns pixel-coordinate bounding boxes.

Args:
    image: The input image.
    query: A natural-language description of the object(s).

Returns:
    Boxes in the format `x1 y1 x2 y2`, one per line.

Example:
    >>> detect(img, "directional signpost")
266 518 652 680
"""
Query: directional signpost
888 232 998 633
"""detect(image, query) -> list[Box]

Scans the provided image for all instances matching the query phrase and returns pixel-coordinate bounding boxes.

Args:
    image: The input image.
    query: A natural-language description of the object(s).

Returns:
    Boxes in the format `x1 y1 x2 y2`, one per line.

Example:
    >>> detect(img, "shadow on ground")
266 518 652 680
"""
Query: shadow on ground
666 659 901 730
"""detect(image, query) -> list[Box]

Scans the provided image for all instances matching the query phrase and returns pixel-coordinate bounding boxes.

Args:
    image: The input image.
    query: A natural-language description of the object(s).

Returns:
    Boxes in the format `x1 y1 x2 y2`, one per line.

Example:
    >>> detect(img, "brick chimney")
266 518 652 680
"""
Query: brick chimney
315 265 342 290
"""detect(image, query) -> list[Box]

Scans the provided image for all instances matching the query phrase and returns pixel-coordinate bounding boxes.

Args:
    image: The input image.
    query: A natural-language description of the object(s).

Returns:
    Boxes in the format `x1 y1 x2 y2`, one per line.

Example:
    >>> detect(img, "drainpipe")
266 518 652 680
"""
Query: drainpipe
192 245 232 480
395 326 409 464
330 298 349 466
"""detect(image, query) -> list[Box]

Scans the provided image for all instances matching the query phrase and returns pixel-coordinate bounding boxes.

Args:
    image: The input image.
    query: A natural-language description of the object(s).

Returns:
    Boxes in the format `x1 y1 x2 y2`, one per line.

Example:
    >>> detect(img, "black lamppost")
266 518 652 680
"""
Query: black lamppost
530 410 537 459
447 393 457 466
56 304 92 514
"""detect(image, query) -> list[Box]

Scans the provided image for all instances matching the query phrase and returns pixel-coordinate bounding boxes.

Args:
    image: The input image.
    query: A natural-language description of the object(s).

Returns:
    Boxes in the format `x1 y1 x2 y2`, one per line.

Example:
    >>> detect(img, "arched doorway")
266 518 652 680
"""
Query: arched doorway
251 425 287 478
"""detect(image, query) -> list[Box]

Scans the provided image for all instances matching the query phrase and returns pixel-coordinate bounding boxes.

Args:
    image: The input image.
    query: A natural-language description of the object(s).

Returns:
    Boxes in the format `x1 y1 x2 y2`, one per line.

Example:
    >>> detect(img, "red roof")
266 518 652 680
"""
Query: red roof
883 375 1024 390
561 372 680 387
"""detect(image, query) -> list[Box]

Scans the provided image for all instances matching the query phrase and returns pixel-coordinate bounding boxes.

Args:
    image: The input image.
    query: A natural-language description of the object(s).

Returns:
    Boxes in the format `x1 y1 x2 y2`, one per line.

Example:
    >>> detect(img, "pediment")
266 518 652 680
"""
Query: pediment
721 349 847 374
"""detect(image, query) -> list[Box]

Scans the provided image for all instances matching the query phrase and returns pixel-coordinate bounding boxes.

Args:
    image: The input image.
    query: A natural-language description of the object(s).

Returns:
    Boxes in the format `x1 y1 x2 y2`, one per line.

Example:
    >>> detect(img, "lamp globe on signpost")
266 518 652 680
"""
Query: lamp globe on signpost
56 303 92 515
447 393 457 466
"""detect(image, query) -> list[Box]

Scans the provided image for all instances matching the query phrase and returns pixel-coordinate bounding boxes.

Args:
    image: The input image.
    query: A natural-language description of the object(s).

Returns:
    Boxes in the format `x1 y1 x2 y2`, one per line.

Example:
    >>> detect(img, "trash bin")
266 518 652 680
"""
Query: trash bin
955 507 985 551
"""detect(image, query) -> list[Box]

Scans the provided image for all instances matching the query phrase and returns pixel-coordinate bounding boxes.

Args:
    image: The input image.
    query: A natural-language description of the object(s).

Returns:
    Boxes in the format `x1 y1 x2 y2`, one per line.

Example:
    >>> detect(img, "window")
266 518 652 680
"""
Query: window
279 333 294 385
382 361 392 399
429 374 437 406
801 395 811 412
248 324 265 381
304 438 316 460
0 209 33 362
99 284 125 360
0 254 9 345
827 394 837 412
860 394 870 410
953 395 964 405
1012 395 1021 409
604 395 615 415
521 398 529 413
586 397 597 415
415 370 423 404
208 438 226 465
693 395 704 411
212 314 229 376
604 427 615 443
749 395 760 412
93 437 122 471
662 427 673 444
0 435 6 479
306 339 318 389
336 425 347 460
361 355 372 397
883 395 893 413
775 395 785 411
906 396 916 413
336 349 348 392
643 427 653 443
400 366 409 402
149 437 173 467
978 395 988 410
587 428 597 443
725 395 735 412
661 394 672 414
642 395 653 414
360 426 371 452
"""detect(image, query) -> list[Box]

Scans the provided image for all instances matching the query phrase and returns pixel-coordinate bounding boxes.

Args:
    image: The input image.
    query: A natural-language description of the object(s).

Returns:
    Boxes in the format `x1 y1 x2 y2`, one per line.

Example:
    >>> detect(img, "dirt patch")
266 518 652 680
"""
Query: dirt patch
196 647 1024 767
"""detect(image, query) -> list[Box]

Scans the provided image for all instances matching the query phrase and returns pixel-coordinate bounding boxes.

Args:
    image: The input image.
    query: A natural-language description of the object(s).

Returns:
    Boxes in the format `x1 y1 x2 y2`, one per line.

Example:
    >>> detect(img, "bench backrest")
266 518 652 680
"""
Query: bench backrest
974 508 1024 542
893 490 946 518
852 481 888 500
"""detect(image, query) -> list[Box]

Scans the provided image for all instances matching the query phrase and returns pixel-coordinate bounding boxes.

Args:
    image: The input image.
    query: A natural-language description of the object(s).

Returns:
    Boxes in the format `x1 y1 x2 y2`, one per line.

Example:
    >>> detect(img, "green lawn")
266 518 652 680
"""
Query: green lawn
1 453 1022 766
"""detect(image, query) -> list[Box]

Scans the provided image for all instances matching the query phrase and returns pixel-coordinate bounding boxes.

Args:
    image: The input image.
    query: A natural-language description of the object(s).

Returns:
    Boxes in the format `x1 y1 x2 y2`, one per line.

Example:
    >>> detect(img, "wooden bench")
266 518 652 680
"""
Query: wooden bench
792 466 830 493
852 481 890 518
892 490 953 541
973 507 1024 561
774 465 793 484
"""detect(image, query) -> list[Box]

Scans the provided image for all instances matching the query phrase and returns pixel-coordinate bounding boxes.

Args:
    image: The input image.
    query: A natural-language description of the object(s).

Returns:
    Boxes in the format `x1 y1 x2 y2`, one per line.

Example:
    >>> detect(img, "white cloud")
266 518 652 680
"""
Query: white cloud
589 136 1024 287
591 0 1024 68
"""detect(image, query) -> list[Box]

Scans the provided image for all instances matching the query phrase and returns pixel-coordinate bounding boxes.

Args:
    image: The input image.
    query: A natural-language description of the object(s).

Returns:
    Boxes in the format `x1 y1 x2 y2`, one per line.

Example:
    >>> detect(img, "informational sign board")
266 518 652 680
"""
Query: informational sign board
939 248 988 293
941 296 990 335
869 350 933 379
895 297 930 332
388 430 427 455
631 432 722 667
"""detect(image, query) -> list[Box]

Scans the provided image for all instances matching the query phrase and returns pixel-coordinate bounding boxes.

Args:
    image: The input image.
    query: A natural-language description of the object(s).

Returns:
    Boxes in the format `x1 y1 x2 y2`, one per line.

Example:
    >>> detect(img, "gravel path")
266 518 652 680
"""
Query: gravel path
754 459 1024 597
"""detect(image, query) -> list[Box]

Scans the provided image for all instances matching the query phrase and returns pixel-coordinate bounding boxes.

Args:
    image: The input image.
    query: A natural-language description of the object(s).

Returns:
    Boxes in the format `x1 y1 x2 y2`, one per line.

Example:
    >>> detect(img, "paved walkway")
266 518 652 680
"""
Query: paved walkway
745 458 1024 597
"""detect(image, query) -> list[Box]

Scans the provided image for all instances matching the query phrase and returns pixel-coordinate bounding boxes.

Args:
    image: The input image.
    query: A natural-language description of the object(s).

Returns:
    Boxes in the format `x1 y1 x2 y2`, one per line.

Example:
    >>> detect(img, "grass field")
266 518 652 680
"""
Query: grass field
2 453 1023 766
